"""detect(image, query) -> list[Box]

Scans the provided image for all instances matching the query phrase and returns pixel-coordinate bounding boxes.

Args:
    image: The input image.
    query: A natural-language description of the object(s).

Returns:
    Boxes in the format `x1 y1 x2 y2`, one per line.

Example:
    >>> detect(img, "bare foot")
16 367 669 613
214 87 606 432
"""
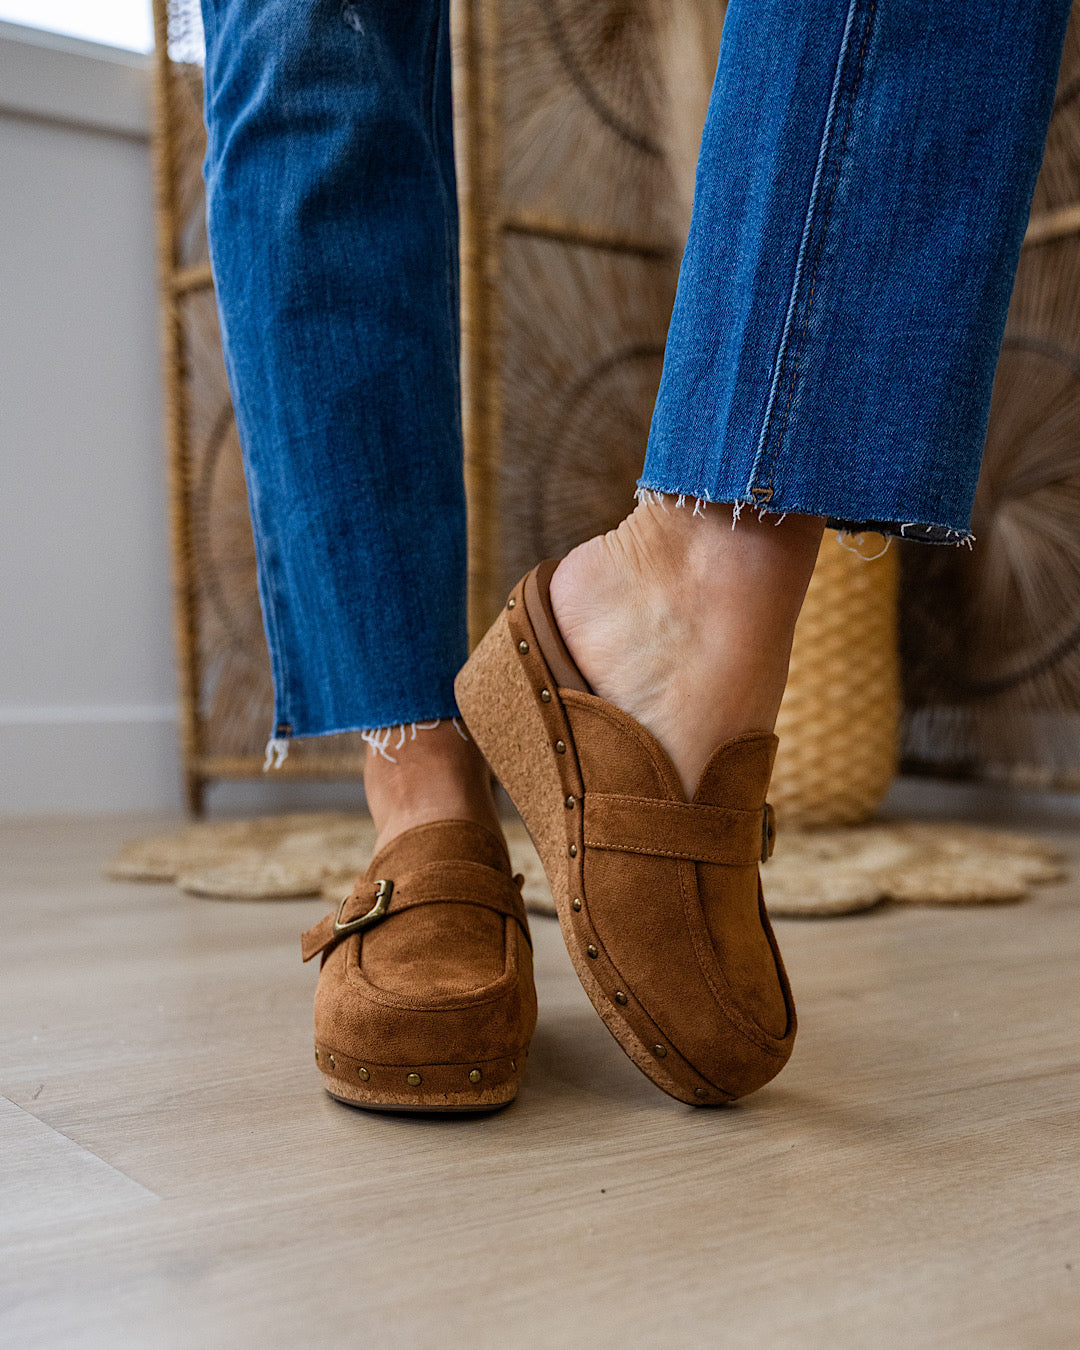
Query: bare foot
549 496 824 797
364 719 504 854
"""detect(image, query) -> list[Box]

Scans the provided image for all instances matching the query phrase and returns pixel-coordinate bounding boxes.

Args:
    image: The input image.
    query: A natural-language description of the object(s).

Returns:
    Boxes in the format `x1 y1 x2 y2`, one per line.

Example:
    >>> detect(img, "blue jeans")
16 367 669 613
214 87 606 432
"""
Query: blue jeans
201 0 1070 742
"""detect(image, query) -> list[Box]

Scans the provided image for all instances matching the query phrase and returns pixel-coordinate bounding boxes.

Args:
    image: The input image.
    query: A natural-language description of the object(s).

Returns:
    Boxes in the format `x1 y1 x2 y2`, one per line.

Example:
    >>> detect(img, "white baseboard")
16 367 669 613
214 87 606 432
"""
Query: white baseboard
0 708 183 815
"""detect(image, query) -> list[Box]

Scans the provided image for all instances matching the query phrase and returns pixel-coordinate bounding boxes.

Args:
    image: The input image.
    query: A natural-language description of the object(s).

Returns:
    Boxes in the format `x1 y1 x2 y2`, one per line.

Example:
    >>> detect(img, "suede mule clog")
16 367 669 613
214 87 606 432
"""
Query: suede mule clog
301 820 537 1111
455 560 796 1106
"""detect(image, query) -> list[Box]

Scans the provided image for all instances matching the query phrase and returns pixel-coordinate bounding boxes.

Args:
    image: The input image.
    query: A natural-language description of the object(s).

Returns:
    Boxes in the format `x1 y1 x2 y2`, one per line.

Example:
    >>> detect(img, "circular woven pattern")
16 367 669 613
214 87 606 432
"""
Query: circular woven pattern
498 235 673 589
108 811 1064 917
772 530 901 828
501 0 675 241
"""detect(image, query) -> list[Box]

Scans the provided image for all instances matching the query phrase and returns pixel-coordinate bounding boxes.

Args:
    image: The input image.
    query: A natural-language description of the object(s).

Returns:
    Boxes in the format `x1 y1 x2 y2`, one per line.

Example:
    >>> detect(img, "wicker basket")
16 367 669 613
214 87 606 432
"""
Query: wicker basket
772 531 900 827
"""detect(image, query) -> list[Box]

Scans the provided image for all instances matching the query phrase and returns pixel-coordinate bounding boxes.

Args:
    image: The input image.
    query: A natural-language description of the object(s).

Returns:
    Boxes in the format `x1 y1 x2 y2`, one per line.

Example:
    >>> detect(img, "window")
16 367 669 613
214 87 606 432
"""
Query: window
0 0 153 53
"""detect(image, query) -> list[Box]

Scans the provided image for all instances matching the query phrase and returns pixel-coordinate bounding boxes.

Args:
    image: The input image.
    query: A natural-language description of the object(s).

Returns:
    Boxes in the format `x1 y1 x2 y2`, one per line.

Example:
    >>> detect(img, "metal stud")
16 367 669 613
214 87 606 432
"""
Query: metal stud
587 944 598 958
407 1072 422 1086
517 639 529 654
358 1067 370 1081
694 1088 709 1100
565 795 575 809
555 739 566 754
540 689 552 703
652 1044 667 1059
507 597 516 609
328 1054 336 1070
568 843 577 857
614 991 628 1006
314 1048 320 1063
571 897 582 911
511 1059 517 1070
469 1069 482 1084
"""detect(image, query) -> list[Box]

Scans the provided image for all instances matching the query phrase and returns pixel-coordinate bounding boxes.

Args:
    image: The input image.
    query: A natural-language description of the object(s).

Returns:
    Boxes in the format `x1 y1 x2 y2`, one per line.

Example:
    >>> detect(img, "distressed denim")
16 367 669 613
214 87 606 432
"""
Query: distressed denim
202 0 465 741
201 0 1070 740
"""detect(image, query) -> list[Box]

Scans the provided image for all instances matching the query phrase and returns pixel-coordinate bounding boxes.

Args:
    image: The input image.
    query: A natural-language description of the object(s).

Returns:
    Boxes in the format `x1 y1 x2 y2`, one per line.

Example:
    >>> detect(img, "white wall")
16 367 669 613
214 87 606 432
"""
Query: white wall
0 23 183 814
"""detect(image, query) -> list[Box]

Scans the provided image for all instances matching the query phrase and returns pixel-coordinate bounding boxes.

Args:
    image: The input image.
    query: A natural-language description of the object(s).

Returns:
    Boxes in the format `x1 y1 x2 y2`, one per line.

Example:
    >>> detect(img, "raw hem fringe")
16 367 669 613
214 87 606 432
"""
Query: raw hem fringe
263 715 468 771
633 484 975 550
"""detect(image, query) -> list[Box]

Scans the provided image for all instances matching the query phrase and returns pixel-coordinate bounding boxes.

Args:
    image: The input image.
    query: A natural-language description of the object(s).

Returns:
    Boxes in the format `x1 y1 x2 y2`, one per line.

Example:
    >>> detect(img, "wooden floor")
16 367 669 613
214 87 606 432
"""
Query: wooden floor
2 795 1079 1348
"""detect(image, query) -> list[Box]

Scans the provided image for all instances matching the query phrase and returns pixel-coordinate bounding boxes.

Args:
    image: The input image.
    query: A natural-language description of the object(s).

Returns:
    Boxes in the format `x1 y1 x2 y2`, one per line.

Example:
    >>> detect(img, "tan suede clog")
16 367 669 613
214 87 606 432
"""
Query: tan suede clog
455 560 796 1106
301 820 536 1111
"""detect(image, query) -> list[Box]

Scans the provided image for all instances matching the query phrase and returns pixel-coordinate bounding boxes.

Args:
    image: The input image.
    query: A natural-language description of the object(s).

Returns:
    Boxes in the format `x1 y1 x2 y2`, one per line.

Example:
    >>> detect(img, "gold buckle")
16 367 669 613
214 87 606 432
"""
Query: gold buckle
333 878 394 939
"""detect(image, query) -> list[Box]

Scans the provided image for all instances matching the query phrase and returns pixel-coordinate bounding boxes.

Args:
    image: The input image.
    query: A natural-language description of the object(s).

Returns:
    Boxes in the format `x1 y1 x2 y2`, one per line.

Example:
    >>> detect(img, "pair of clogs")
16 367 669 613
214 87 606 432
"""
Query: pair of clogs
302 561 795 1111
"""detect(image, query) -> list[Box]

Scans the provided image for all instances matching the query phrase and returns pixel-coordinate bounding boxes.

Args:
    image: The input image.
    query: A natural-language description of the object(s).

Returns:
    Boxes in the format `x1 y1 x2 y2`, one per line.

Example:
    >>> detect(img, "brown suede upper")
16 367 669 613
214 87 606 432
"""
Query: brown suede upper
567 694 793 1058
302 821 537 1100
501 562 796 1102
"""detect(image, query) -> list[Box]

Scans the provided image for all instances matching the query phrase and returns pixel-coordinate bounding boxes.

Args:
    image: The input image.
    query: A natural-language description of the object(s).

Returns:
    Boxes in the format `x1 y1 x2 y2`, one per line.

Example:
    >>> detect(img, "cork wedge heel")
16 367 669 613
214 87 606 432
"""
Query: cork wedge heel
455 560 797 1106
301 821 536 1113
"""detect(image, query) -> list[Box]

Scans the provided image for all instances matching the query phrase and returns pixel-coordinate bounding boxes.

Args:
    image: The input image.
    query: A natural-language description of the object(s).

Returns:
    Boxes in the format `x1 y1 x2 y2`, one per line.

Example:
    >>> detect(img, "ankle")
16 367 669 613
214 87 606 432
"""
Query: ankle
363 720 502 852
554 497 824 660
625 495 824 604
550 497 825 795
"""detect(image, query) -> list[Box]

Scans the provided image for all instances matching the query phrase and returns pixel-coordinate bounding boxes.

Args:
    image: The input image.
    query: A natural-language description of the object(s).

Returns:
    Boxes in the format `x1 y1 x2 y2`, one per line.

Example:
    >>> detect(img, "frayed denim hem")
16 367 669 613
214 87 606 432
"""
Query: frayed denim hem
359 717 469 763
263 711 467 771
634 485 975 548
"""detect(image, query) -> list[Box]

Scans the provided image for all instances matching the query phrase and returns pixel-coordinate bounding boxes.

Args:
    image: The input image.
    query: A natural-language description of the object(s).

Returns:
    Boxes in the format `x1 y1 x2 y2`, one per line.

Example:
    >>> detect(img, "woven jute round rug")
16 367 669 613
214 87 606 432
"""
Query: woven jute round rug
108 813 1065 917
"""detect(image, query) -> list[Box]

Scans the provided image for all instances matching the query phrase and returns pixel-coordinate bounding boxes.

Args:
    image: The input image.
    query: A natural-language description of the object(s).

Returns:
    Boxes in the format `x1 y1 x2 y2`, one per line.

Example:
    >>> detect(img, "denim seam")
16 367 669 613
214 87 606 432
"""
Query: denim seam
764 0 877 496
228 421 293 738
200 2 293 740
747 0 877 505
251 522 295 739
